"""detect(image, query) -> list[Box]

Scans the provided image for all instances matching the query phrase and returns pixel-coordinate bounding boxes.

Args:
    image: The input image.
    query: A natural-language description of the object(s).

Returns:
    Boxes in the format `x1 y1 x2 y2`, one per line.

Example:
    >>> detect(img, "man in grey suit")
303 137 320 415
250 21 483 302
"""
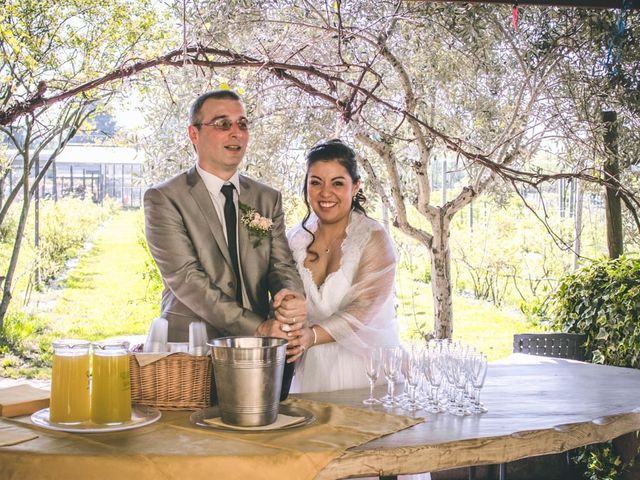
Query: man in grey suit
144 90 307 398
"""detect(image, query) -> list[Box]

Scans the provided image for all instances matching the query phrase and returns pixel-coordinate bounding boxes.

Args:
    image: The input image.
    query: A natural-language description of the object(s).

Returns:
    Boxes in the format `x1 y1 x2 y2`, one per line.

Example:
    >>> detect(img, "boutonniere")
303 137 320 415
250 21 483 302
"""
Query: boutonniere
239 203 273 246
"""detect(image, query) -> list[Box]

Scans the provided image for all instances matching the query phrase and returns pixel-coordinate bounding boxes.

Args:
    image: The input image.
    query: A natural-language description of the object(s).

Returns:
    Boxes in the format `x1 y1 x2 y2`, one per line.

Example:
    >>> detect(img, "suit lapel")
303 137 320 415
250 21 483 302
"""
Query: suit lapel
187 167 233 268
238 175 254 276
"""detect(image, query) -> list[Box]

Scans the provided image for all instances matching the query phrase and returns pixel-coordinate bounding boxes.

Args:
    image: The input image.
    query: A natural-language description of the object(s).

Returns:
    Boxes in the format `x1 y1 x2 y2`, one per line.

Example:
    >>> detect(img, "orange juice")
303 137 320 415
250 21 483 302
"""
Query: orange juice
50 340 90 424
91 343 131 424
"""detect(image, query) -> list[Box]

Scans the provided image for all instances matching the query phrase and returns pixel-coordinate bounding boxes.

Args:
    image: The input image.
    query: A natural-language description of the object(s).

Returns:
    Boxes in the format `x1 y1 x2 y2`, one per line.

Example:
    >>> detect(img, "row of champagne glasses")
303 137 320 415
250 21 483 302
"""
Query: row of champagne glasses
363 340 488 415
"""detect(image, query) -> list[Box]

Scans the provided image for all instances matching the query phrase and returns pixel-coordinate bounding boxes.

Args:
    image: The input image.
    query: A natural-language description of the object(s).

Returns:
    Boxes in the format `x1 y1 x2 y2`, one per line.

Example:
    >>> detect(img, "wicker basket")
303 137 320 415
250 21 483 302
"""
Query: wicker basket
129 353 212 410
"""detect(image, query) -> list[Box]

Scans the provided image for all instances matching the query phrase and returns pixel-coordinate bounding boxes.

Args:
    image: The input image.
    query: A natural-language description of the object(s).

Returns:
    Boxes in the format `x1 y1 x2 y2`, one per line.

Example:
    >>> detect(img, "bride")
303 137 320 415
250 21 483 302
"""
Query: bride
284 139 400 393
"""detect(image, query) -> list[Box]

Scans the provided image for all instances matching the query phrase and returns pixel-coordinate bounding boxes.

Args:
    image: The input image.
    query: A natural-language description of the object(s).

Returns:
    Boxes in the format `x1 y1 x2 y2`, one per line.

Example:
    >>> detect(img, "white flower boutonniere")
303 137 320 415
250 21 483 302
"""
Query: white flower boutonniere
239 203 273 246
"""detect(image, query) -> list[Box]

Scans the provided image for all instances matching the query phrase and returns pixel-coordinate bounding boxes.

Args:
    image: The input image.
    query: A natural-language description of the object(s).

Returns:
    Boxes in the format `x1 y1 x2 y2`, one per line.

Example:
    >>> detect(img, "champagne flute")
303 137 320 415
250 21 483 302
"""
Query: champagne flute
423 349 444 413
401 344 423 410
382 346 402 407
469 353 488 413
362 347 382 405
450 353 470 416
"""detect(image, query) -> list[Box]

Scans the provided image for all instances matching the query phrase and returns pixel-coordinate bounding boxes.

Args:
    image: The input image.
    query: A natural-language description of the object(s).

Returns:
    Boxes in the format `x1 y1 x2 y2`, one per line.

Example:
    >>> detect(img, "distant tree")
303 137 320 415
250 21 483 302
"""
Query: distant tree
164 2 639 338
0 0 166 329
0 1 638 339
538 6 640 259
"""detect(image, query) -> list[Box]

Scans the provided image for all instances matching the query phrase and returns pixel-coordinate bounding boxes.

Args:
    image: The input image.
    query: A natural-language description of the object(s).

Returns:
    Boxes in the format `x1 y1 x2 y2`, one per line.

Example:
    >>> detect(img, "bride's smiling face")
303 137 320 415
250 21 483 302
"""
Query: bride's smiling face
306 159 360 225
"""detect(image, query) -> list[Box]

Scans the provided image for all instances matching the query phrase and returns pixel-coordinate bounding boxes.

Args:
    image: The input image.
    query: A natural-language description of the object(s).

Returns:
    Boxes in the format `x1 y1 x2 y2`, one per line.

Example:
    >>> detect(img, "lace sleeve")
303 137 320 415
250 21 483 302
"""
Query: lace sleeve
320 225 400 356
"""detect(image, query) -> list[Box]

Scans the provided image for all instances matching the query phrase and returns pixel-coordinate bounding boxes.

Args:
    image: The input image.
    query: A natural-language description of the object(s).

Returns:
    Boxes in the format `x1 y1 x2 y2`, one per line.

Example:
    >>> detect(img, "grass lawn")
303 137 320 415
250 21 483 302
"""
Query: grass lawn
450 296 539 360
396 281 541 361
44 209 159 340
2 207 539 378
46 208 539 359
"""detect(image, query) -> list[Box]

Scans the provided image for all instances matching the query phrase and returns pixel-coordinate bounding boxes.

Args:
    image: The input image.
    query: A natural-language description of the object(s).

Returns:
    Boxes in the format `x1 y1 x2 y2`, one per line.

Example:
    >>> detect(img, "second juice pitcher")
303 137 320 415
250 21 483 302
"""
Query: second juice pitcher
91 340 131 424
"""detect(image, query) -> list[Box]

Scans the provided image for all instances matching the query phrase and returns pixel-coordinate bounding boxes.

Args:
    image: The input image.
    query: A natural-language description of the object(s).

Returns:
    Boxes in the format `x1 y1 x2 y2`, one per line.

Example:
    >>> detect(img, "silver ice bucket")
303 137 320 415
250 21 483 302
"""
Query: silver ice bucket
207 336 287 427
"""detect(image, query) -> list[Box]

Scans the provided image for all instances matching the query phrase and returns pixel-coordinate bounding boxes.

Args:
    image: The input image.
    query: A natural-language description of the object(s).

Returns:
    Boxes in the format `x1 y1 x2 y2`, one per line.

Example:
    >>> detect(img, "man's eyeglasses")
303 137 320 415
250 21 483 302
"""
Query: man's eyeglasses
192 118 250 131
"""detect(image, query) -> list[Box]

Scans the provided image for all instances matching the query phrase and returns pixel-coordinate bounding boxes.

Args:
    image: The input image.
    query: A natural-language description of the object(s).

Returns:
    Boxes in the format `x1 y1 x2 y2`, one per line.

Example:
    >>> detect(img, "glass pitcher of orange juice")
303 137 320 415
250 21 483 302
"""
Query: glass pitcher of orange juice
91 341 131 424
50 339 91 424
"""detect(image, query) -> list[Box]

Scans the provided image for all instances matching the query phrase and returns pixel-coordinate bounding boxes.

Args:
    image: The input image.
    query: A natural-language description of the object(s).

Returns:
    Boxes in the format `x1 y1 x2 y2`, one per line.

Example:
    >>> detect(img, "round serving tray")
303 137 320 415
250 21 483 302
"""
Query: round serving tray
31 405 161 433
190 404 315 432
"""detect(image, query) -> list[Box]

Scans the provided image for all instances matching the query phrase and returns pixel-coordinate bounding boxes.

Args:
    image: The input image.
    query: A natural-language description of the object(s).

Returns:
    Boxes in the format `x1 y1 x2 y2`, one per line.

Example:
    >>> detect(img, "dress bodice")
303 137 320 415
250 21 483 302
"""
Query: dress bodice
288 212 373 324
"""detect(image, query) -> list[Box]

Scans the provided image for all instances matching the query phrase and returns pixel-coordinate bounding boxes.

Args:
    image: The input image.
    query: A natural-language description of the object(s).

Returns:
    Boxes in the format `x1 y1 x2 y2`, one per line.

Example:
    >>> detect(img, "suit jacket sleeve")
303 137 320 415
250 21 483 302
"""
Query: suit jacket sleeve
266 191 305 296
144 185 265 337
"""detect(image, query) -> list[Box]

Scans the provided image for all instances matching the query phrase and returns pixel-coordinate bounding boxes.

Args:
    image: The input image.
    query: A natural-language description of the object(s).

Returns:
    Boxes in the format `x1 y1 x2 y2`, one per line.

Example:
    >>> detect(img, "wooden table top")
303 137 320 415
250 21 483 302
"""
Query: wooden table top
299 354 640 478
3 354 639 479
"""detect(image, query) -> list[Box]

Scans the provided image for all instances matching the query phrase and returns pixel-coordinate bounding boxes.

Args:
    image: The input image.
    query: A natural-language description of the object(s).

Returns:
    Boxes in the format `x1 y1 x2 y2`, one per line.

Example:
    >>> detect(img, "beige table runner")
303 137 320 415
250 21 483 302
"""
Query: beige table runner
0 423 38 447
0 397 422 480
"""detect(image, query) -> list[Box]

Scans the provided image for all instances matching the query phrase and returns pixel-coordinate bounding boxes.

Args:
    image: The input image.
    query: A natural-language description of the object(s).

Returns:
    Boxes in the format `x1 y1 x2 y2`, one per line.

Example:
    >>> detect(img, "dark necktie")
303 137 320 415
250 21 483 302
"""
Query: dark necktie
221 184 242 304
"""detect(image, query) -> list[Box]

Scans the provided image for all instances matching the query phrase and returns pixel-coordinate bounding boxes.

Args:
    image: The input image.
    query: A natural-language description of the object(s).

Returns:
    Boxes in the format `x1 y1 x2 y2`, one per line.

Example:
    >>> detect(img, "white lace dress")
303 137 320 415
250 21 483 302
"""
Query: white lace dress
287 211 400 393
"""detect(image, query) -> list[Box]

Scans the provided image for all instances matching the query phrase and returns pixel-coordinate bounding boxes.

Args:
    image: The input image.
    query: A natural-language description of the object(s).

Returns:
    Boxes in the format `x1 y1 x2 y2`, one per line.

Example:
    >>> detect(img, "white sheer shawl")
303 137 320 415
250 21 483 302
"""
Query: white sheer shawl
288 211 399 358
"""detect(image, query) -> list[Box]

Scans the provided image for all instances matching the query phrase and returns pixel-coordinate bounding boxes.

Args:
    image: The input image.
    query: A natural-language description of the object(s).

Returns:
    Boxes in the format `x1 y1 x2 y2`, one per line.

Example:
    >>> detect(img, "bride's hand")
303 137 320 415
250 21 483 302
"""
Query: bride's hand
273 315 304 337
286 326 314 363
255 319 303 341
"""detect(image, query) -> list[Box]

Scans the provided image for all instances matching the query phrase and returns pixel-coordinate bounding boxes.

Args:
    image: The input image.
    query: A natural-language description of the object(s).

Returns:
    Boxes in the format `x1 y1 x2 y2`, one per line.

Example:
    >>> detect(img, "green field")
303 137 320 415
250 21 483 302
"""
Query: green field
40 210 159 340
1 208 539 378
396 284 540 359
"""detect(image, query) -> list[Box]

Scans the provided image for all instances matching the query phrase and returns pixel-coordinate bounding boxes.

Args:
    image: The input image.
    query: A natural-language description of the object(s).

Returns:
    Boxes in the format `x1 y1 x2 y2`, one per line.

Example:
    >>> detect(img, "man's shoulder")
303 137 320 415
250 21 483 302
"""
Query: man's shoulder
240 174 281 197
147 167 196 193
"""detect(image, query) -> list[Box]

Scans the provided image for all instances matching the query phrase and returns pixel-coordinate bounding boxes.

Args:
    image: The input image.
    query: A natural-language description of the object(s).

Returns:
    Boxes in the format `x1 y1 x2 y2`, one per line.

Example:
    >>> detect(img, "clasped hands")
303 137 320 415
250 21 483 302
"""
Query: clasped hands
255 288 314 363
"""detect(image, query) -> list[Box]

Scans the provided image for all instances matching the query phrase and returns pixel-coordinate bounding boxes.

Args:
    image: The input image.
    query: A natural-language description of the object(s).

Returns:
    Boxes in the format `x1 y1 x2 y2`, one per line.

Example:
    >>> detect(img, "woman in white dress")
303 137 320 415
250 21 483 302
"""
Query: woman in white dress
285 139 400 393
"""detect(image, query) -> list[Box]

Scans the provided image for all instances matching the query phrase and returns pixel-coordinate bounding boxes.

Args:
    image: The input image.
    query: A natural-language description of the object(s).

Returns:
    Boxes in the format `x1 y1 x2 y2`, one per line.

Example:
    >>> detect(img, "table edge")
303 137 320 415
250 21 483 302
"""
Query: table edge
316 410 640 478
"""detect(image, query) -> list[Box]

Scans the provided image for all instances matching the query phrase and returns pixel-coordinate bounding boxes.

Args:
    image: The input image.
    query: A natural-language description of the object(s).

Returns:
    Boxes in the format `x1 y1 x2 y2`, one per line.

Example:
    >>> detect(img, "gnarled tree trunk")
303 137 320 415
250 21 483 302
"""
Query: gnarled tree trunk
430 213 453 339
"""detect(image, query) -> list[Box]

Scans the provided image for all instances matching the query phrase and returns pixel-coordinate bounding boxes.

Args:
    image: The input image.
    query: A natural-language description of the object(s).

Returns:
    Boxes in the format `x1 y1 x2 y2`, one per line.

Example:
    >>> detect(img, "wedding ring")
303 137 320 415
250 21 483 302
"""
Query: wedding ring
291 317 296 325
281 324 291 332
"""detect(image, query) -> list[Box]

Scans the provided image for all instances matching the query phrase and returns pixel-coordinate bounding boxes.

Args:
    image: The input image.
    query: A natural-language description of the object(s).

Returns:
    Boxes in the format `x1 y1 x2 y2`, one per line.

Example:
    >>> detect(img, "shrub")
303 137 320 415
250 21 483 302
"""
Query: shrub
0 210 17 244
546 255 640 368
543 255 640 479
0 310 52 378
572 445 624 480
137 210 163 300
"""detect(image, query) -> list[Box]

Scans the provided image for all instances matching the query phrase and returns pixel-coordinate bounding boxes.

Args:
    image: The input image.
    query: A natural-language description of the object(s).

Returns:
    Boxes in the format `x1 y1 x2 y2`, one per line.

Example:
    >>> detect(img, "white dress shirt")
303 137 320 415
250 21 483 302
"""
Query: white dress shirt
195 163 248 307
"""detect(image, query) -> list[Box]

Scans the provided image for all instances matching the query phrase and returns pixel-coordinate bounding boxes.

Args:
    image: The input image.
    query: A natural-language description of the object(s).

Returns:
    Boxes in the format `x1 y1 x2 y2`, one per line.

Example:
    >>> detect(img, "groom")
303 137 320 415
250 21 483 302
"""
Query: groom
144 90 306 399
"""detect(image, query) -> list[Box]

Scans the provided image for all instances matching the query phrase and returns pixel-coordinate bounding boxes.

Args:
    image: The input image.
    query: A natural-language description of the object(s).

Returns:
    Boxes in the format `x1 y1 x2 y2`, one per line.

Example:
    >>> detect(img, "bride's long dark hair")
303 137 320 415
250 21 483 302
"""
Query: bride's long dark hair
301 139 367 261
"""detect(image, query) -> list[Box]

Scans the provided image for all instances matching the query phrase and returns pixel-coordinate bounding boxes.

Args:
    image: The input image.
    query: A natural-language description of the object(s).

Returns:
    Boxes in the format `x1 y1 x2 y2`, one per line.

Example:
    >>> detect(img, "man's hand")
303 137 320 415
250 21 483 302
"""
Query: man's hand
255 319 289 339
255 290 307 359
255 319 308 363
273 289 307 326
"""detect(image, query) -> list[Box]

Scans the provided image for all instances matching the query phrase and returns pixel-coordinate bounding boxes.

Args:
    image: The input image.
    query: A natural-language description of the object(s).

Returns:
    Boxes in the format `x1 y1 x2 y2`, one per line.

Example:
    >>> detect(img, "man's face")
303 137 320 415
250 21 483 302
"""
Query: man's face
188 98 249 179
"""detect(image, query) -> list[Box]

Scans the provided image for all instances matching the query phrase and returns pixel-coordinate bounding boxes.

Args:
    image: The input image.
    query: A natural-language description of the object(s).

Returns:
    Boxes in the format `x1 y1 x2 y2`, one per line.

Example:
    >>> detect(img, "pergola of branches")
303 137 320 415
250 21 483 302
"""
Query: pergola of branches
2 2 638 337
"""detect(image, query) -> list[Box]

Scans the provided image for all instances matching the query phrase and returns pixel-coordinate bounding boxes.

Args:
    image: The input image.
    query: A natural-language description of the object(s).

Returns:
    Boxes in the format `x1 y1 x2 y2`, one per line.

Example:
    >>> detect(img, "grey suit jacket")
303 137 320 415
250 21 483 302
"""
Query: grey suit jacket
144 166 303 342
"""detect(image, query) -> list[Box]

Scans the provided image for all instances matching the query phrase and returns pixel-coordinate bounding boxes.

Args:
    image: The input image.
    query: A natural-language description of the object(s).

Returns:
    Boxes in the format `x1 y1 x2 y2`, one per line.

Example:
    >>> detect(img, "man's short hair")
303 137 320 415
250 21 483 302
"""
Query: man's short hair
189 90 243 125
